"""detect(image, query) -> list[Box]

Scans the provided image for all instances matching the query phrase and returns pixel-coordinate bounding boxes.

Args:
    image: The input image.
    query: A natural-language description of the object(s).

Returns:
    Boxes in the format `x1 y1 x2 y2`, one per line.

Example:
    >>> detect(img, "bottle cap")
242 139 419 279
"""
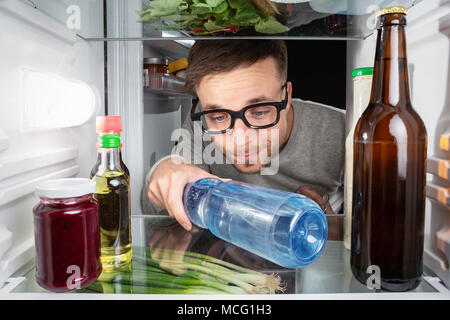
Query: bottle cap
100 134 121 148
376 6 407 17
96 116 122 133
35 178 96 199
352 67 374 78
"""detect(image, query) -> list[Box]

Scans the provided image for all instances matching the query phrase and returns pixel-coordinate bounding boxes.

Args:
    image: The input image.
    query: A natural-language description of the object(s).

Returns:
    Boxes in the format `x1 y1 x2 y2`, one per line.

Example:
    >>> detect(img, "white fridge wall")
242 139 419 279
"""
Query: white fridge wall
0 0 104 286
346 0 450 287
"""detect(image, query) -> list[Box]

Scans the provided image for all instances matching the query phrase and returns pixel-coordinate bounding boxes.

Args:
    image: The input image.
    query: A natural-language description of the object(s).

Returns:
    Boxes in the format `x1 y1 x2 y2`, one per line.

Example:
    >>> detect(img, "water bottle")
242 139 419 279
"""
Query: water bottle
183 178 328 268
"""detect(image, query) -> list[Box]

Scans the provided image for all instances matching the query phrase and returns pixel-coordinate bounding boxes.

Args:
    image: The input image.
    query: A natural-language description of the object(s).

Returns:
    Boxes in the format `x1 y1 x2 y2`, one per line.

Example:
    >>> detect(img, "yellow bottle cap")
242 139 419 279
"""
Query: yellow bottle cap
376 6 408 17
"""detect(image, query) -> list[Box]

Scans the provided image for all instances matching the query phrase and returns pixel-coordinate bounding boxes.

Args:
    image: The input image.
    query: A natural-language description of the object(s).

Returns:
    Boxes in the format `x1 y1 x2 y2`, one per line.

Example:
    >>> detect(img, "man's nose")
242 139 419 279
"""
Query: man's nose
232 118 248 133
231 118 258 143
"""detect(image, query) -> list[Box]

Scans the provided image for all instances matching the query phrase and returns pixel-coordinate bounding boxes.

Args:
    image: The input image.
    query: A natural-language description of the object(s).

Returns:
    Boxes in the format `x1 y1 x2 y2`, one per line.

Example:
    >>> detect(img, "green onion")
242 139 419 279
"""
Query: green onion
82 246 285 295
135 247 285 293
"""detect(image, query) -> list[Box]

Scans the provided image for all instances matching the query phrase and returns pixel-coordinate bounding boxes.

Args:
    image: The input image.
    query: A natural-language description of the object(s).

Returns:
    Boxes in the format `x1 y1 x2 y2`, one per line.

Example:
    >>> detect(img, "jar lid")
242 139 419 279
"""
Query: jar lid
35 178 96 199
352 67 374 78
96 116 122 133
144 57 169 65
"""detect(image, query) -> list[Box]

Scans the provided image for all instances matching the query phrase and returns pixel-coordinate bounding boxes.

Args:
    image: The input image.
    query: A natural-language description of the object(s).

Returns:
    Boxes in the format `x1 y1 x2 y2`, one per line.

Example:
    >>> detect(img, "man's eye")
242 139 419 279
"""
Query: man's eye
210 114 227 122
251 110 268 117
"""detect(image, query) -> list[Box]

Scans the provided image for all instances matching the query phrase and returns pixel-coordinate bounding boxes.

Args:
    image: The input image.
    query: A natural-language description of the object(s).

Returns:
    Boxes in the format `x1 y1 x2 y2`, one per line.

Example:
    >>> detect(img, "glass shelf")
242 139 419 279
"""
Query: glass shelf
144 73 194 98
9 216 442 295
23 0 423 42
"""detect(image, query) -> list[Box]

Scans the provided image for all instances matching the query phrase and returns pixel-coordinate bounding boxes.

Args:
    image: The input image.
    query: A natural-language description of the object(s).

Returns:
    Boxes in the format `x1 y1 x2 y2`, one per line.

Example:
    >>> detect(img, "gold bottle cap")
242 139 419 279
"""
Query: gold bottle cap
376 6 408 17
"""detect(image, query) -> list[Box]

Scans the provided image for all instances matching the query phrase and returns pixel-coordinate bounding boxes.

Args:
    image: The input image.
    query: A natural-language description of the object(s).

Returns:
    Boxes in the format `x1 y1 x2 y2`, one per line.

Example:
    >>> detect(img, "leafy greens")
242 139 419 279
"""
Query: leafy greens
138 0 288 35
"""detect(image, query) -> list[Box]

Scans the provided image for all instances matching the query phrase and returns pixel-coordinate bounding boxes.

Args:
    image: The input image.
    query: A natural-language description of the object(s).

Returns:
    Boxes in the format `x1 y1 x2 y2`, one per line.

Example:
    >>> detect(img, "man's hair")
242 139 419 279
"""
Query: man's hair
185 40 288 92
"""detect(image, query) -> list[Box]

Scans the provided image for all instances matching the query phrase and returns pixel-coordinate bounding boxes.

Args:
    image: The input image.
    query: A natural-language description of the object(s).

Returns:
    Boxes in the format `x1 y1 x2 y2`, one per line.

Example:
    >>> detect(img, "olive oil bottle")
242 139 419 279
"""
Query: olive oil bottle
92 134 132 270
90 116 130 179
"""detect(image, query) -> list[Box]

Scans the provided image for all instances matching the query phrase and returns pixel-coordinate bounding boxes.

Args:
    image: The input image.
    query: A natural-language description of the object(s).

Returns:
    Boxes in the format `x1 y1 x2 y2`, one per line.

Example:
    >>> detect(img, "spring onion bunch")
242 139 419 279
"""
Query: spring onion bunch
82 247 286 294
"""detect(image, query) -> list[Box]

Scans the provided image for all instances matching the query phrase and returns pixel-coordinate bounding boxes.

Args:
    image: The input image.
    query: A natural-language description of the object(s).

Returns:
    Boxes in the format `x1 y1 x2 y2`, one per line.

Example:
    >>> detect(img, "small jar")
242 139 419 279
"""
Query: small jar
144 57 169 74
33 178 102 292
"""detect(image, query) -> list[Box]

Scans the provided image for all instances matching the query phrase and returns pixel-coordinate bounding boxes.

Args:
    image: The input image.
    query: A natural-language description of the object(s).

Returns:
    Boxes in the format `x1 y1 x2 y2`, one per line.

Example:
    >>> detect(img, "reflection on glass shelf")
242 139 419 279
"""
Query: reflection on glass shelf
21 0 423 41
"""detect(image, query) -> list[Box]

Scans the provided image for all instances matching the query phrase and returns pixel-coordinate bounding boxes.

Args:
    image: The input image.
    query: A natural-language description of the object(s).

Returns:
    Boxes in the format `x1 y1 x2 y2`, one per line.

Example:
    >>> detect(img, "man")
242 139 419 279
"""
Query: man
142 40 345 238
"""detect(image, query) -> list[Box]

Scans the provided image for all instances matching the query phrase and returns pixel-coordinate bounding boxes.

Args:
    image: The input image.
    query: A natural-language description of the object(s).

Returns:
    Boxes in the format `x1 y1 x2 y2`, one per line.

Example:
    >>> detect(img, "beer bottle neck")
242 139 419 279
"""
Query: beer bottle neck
370 19 411 107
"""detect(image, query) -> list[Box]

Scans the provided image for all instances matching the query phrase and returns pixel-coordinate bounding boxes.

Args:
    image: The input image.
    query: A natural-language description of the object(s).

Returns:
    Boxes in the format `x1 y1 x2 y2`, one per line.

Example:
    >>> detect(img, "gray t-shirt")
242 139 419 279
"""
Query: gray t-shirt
141 98 346 215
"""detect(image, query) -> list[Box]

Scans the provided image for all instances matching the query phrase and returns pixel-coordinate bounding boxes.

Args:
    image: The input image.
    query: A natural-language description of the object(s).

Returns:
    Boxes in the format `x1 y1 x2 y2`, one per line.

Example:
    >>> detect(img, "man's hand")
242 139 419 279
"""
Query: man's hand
297 186 344 240
297 186 334 214
148 156 231 231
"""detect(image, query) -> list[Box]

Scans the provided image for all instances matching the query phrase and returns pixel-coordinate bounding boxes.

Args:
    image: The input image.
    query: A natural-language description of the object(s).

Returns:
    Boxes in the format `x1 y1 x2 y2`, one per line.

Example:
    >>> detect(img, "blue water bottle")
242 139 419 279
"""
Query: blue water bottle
183 178 328 268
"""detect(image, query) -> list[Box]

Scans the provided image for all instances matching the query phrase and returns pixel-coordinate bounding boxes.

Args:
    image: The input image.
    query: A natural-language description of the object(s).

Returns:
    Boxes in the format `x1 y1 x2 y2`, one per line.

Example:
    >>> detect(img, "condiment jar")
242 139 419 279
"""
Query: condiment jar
33 178 102 292
144 57 169 74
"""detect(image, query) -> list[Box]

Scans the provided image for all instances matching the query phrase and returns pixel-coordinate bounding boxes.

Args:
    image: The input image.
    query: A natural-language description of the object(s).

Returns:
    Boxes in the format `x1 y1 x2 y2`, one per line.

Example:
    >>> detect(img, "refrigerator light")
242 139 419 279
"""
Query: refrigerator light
21 69 97 130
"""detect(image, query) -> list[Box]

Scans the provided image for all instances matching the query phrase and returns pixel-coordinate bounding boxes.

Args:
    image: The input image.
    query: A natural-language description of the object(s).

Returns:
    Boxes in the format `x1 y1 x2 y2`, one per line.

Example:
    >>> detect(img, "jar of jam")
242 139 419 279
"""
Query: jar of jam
33 178 102 292
144 57 169 74
144 57 169 88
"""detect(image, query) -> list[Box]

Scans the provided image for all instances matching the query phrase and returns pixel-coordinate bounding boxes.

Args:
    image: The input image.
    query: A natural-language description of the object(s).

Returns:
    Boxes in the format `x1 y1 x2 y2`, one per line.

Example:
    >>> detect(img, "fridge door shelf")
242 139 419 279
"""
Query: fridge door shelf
437 227 450 264
441 133 450 152
426 183 450 209
427 157 450 181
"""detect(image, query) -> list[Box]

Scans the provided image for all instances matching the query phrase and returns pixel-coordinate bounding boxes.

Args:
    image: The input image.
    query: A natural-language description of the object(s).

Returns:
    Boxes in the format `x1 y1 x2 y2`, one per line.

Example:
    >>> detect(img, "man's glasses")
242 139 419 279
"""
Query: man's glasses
190 84 288 135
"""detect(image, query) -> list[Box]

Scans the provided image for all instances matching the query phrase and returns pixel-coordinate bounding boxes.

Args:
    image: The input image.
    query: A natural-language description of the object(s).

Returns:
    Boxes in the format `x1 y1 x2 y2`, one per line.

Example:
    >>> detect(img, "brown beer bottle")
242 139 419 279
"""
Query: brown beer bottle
350 7 427 291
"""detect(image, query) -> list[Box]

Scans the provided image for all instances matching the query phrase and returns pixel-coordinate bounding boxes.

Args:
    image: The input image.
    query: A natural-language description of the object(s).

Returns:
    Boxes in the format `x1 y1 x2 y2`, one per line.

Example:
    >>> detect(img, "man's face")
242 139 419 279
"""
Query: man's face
195 57 292 174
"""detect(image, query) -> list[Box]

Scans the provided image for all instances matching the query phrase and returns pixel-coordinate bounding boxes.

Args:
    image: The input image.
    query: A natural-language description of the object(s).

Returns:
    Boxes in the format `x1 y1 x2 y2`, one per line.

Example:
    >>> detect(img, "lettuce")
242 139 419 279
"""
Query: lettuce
255 16 289 34
139 0 289 35
146 0 189 17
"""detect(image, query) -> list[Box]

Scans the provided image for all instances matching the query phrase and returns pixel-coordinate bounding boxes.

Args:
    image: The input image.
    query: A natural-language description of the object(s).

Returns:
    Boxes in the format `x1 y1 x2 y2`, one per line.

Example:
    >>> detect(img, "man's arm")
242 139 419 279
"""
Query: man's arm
141 116 230 230
141 116 210 215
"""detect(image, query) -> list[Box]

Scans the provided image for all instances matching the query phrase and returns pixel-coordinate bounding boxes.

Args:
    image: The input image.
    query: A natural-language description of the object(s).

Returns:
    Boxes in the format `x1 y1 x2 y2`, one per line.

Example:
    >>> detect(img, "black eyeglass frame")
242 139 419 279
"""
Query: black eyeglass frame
190 83 289 134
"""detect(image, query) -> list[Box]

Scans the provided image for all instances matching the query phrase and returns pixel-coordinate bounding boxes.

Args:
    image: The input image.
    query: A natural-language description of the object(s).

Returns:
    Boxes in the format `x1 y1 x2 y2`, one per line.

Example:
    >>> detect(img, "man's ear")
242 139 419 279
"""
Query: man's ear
287 81 293 108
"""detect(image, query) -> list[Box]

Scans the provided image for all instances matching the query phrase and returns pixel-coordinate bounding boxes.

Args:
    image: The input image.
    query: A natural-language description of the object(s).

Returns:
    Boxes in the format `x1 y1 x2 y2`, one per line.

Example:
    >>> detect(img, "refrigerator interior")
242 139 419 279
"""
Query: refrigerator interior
0 0 449 293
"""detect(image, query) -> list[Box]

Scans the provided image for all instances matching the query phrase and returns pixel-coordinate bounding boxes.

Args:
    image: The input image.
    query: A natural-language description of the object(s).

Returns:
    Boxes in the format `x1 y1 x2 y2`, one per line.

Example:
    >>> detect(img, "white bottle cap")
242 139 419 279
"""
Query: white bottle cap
35 178 97 199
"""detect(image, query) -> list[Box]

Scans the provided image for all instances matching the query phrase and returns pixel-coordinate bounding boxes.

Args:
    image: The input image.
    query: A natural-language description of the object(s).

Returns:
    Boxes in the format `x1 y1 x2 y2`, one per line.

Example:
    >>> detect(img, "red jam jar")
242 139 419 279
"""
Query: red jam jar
33 178 102 292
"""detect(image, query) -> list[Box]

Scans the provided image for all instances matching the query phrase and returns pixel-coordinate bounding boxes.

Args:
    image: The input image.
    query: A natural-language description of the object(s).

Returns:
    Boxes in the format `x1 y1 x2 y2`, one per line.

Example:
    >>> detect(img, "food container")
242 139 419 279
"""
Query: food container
343 67 373 250
144 57 169 87
168 57 188 76
33 178 102 292
144 57 169 74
